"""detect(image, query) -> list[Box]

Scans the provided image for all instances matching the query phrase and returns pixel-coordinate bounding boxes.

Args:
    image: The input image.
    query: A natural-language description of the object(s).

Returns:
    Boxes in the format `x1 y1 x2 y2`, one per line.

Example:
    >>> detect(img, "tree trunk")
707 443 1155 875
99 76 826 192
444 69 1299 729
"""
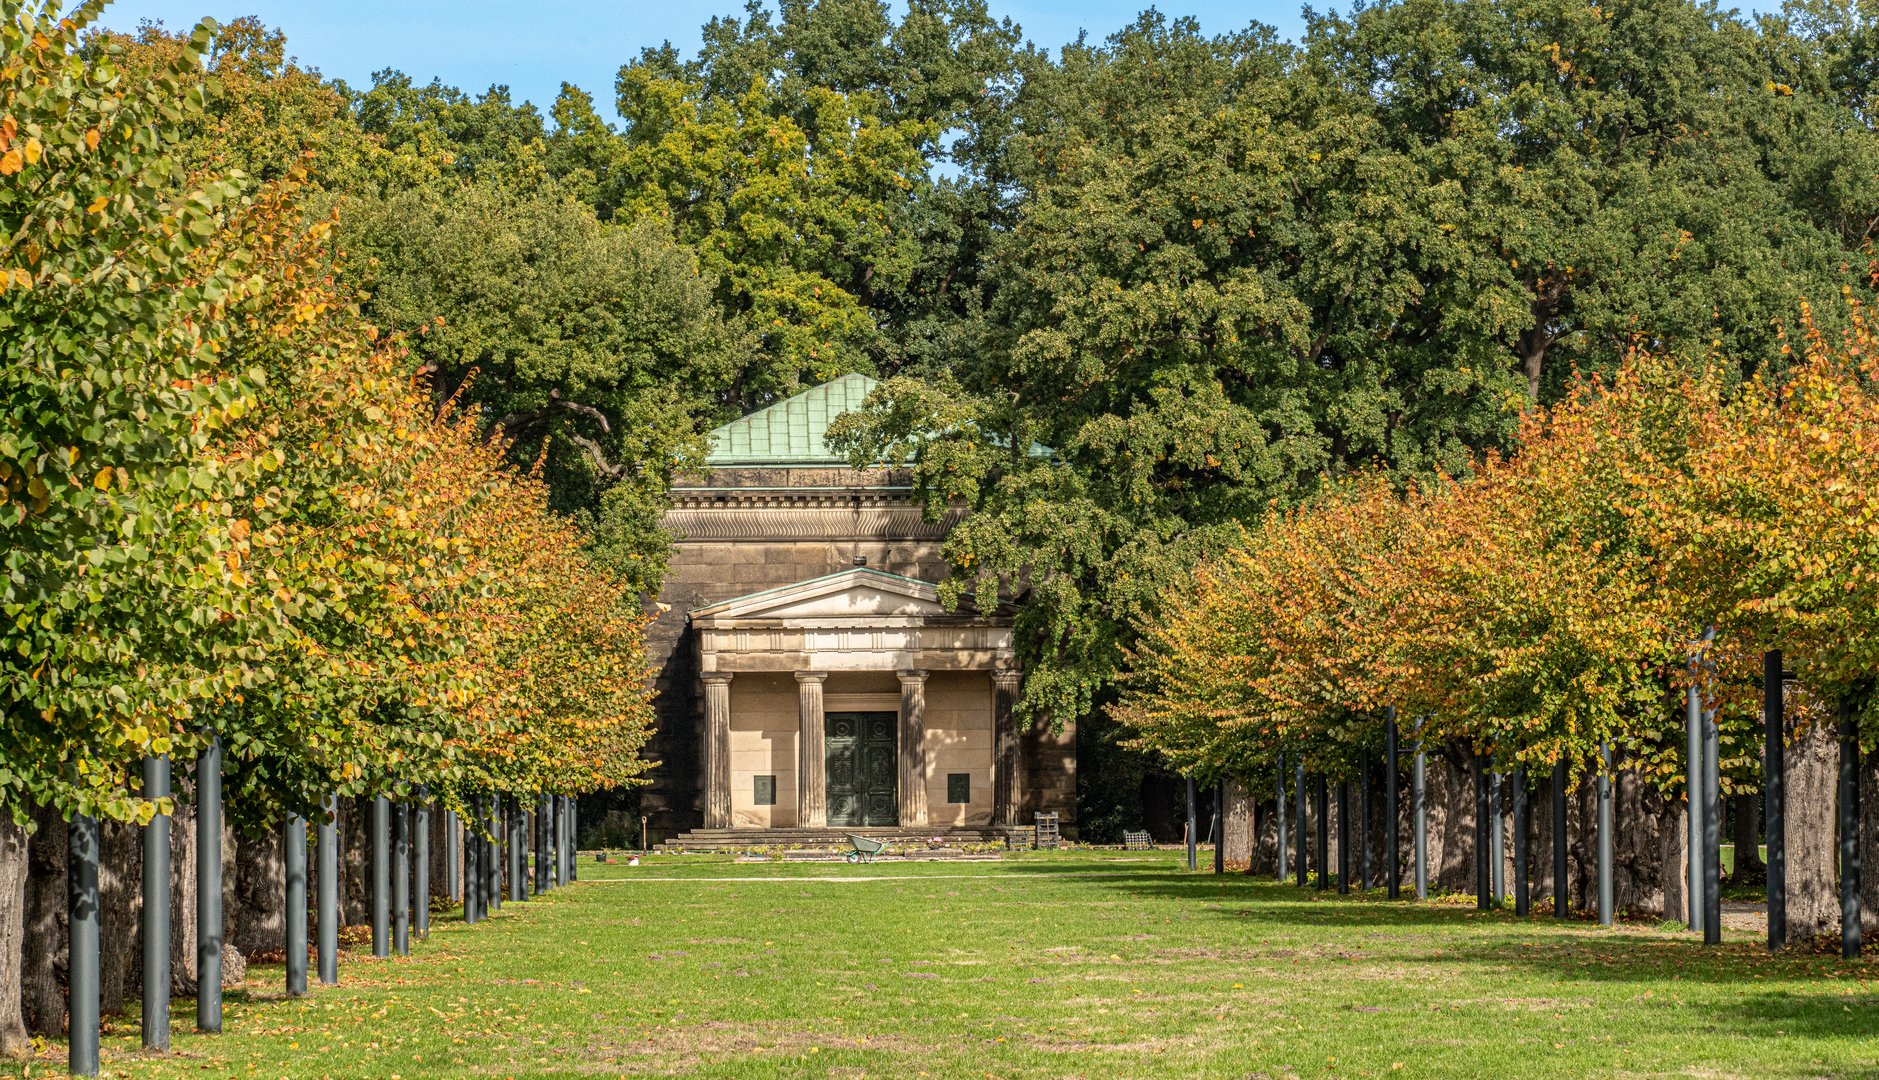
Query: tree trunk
342 797 370 927
0 815 31 1057
1249 798 1278 876
1432 742 1475 894
97 819 141 1016
1662 797 1690 926
429 805 450 904
1569 781 1597 914
1613 767 1665 917
22 803 66 1037
1732 793 1765 885
1786 715 1840 942
1221 781 1253 868
169 793 197 996
232 826 285 958
1859 755 1879 934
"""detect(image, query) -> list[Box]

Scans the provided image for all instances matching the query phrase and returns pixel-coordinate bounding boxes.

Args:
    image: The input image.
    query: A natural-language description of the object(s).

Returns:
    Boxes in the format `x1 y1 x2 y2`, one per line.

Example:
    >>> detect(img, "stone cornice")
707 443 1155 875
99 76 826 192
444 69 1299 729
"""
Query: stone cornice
663 504 962 542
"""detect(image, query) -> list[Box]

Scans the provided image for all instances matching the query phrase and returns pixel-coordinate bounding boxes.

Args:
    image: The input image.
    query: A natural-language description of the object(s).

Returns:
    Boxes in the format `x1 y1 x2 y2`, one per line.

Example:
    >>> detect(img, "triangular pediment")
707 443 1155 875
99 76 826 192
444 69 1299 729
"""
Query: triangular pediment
691 568 950 622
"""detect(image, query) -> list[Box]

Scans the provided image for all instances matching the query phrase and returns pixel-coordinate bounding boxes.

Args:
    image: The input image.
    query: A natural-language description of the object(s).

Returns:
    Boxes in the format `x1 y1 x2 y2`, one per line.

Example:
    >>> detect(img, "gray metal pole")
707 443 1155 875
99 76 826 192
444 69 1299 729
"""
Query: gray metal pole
1386 714 1400 899
1314 776 1328 890
569 798 578 880
1359 751 1371 889
196 734 222 1033
487 795 502 912
445 809 460 903
317 795 338 985
1686 679 1704 934
1276 756 1288 883
414 793 430 939
1703 693 1722 946
1473 758 1488 912
1765 651 1786 950
142 756 171 1050
1185 776 1198 871
1490 770 1504 904
553 796 565 887
1414 729 1427 900
285 815 307 995
1840 702 1861 960
1295 763 1308 888
69 813 100 1077
1552 760 1568 918
1512 767 1530 916
1474 757 1489 910
536 795 550 894
1214 780 1226 875
371 795 390 957
1597 741 1614 928
463 796 481 924
510 802 527 900
392 802 410 955
1336 780 1350 893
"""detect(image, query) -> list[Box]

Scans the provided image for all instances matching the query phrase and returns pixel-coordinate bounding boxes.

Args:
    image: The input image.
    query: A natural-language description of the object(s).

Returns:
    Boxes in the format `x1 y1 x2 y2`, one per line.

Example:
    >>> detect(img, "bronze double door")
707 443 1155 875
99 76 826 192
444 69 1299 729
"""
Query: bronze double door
825 711 897 827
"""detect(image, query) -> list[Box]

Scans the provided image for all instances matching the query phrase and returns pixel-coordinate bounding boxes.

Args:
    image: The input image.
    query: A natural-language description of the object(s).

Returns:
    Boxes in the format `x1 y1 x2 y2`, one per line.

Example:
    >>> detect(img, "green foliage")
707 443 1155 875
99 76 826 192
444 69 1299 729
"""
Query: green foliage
836 0 1879 735
0 2 260 822
2 6 655 831
336 176 749 591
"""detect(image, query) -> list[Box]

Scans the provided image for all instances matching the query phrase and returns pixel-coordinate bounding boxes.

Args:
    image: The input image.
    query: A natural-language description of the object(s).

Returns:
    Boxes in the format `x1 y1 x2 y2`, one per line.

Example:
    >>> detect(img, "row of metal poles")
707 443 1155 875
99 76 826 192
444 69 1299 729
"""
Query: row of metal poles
63 741 580 1076
1239 653 1833 956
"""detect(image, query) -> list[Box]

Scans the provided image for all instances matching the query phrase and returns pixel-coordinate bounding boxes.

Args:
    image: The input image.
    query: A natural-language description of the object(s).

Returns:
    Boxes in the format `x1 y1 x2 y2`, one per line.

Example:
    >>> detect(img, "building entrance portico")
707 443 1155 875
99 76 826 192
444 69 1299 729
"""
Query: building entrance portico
690 567 1021 832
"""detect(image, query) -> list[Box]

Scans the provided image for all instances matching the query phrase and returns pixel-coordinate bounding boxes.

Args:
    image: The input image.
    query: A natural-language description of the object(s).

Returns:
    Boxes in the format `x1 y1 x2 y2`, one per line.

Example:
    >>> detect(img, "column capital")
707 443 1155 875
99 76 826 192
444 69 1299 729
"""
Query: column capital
702 672 734 686
991 668 1022 691
794 671 828 685
897 668 929 686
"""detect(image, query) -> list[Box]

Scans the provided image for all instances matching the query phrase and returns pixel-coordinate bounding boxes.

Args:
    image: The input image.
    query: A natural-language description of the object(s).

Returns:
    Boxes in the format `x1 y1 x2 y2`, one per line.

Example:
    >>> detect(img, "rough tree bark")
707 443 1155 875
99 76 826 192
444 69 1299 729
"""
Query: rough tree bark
428 805 450 904
1785 715 1840 942
1432 742 1476 895
22 803 66 1037
1221 781 1253 868
169 794 197 996
1613 768 1665 917
342 797 369 927
1662 797 1690 926
1249 797 1278 876
233 826 285 957
0 815 30 1057
1569 782 1597 914
97 819 141 1016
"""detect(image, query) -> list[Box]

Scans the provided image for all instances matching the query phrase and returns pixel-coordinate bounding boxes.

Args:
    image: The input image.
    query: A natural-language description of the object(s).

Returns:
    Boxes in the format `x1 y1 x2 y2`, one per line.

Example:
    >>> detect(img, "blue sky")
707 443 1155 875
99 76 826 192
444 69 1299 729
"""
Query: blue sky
93 1 1310 122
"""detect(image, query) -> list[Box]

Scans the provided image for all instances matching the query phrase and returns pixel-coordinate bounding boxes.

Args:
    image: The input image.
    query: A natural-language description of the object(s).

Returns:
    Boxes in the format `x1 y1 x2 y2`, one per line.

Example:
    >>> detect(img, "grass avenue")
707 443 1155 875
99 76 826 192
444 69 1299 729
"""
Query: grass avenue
11 851 1875 1079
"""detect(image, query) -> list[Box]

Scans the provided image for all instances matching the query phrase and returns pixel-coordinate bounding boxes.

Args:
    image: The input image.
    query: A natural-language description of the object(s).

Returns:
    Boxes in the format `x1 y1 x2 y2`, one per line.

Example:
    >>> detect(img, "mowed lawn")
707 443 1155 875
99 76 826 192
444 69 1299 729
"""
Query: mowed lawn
16 849 1879 1078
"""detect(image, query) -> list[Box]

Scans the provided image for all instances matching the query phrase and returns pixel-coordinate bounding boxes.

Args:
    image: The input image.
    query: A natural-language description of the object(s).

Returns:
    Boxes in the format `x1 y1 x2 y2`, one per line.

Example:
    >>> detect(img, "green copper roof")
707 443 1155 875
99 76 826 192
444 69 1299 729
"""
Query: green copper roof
705 373 879 466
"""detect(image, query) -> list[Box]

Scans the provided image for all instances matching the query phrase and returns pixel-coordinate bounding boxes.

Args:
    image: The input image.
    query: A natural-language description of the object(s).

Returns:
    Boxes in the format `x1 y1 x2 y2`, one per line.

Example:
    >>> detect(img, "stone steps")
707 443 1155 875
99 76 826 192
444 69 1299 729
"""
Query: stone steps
659 826 1025 852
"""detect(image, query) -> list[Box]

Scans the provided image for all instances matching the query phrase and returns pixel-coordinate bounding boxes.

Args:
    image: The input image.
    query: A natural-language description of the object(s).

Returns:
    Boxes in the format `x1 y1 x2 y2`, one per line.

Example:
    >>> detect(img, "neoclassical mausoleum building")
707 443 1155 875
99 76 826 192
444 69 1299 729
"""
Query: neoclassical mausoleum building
644 375 1075 844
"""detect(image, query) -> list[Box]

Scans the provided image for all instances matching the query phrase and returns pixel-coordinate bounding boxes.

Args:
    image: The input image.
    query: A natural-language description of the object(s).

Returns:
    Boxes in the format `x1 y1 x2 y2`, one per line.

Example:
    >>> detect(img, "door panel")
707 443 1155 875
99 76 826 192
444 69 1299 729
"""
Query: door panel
826 711 898 827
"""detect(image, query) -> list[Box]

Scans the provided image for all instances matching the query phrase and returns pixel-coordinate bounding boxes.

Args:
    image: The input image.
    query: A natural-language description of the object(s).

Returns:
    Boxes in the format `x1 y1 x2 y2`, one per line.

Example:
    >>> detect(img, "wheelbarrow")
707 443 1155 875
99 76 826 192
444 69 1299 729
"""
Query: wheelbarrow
845 834 887 864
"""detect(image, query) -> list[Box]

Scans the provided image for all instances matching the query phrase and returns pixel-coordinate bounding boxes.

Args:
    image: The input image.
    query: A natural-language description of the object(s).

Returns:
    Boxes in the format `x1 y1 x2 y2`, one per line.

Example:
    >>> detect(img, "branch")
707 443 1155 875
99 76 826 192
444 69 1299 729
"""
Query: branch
568 433 625 480
550 388 612 433
485 408 549 444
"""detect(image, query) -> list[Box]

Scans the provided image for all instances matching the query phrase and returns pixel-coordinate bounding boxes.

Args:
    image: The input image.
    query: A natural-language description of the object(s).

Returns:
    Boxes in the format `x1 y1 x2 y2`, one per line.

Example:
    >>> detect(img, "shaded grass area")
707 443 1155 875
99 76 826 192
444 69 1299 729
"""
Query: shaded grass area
11 850 1879 1078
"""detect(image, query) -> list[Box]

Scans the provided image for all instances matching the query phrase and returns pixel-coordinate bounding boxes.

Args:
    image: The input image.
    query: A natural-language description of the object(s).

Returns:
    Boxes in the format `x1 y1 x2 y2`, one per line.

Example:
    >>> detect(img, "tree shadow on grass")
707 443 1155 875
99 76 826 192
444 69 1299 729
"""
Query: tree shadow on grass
1004 864 1879 996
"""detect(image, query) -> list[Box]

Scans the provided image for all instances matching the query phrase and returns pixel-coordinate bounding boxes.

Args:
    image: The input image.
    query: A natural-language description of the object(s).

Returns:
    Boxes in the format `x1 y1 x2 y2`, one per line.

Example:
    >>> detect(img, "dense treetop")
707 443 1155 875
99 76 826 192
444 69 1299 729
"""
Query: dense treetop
52 0 1879 745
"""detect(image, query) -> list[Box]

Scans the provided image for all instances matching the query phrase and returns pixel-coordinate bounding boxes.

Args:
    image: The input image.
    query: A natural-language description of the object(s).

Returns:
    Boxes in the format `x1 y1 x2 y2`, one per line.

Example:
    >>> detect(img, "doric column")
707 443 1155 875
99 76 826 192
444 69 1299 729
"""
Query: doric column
795 672 828 828
991 668 1022 826
898 670 930 827
702 673 734 828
